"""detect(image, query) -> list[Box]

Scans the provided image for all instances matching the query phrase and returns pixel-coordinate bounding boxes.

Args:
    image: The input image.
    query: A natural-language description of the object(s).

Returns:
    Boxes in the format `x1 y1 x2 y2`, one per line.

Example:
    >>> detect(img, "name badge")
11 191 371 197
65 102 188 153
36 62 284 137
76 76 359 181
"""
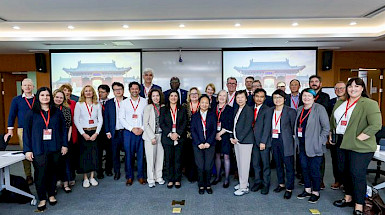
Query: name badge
89 120 94 124
217 122 221 131
298 127 303 138
172 124 176 133
43 129 52 140
340 120 347 126
132 114 138 119
272 129 279 139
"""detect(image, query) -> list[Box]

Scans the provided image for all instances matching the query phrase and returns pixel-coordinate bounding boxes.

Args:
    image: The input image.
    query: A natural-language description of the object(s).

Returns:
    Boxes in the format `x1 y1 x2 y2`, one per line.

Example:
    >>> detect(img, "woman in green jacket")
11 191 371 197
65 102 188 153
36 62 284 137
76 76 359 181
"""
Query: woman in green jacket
330 77 382 215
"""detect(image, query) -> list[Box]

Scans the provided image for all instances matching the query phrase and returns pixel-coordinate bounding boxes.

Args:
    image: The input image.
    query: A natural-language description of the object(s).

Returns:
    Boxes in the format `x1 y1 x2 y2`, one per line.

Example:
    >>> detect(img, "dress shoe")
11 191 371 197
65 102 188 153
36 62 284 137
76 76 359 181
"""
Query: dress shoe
97 173 104 179
199 187 205 195
206 187 213 194
138 178 146 185
234 188 249 196
297 190 311 199
320 181 325 190
353 210 363 215
251 183 263 192
331 182 341 190
333 199 354 207
126 178 133 186
106 171 113 177
48 199 57 206
114 173 121 180
211 177 221 185
26 176 34 185
308 194 320 203
37 203 46 212
261 186 269 195
63 186 72 193
284 190 292 199
175 182 181 189
167 182 173 189
223 180 230 188
273 185 285 193
298 179 304 186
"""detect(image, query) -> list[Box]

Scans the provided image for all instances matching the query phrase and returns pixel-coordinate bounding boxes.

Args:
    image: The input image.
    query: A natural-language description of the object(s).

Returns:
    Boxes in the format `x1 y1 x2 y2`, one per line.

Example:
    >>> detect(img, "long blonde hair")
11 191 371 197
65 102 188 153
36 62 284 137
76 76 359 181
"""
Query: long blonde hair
79 85 98 104
53 89 69 107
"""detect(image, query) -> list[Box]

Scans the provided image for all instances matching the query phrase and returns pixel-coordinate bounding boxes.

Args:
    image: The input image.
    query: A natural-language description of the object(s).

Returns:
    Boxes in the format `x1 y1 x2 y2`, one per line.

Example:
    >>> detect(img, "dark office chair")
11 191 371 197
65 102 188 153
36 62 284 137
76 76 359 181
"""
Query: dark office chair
367 126 385 185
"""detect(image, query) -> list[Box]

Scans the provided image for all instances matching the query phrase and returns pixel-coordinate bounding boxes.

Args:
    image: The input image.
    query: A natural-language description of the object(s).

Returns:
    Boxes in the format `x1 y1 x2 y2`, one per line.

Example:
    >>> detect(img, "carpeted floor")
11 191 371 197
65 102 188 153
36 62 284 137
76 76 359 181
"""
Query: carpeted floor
1 145 384 215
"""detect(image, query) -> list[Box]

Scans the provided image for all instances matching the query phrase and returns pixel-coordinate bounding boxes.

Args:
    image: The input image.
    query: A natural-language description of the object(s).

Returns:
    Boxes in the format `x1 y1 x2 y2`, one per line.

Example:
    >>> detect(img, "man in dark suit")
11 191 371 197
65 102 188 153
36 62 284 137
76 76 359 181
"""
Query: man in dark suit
139 68 162 98
328 81 346 116
245 76 254 106
250 88 271 195
104 82 126 180
248 79 274 107
163 77 188 105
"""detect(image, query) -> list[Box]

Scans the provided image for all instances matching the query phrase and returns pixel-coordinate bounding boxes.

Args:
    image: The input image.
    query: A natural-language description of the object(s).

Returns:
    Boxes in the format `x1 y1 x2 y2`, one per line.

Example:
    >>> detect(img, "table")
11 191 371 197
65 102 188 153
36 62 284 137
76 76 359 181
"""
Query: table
371 146 385 190
0 151 36 205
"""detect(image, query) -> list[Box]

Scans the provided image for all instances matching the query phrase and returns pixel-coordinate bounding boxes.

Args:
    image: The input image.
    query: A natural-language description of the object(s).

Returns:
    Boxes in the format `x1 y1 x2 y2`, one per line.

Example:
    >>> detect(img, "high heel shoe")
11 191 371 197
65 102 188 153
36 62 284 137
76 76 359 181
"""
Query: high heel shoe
223 180 230 188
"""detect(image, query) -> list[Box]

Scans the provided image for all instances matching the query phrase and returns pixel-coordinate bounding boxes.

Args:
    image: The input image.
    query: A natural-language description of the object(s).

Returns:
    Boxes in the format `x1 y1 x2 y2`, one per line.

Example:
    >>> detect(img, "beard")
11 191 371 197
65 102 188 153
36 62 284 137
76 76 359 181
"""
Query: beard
311 85 320 91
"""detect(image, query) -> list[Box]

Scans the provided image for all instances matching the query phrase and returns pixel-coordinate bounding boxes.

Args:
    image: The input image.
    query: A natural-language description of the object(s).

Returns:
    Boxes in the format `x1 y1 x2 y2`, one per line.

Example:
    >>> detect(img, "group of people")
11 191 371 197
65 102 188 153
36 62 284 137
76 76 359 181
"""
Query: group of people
5 69 382 215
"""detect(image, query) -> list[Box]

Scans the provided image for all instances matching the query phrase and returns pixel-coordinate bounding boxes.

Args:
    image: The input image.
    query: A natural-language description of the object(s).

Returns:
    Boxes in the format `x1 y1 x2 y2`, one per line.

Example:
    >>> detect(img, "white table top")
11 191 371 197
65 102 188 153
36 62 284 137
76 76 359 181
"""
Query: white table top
374 145 385 162
0 151 26 169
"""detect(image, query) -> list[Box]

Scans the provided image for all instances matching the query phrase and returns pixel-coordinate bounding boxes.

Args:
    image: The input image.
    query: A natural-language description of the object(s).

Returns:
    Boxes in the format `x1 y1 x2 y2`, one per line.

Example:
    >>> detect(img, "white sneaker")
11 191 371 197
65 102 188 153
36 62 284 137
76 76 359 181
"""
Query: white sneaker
234 188 249 196
83 179 90 188
89 178 98 186
148 182 156 188
234 183 249 190
156 178 165 185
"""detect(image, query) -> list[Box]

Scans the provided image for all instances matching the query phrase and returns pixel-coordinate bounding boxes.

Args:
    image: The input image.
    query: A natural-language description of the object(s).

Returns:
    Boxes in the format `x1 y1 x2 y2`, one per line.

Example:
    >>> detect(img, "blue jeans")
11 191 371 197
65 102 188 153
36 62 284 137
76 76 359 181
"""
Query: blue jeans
299 146 323 191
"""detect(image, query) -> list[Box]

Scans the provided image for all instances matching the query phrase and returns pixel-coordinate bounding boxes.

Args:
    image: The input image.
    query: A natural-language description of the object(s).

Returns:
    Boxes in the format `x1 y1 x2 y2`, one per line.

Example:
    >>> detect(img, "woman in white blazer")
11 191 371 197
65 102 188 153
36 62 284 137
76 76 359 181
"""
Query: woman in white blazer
143 89 165 188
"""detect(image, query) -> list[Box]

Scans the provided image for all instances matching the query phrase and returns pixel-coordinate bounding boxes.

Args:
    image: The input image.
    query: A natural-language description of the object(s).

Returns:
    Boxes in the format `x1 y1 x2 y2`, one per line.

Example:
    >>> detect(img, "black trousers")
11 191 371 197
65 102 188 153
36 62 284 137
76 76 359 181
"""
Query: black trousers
97 131 113 174
32 151 60 201
272 135 295 190
59 141 75 182
330 142 342 183
163 143 182 182
182 139 197 181
111 130 124 174
252 144 271 188
193 146 215 188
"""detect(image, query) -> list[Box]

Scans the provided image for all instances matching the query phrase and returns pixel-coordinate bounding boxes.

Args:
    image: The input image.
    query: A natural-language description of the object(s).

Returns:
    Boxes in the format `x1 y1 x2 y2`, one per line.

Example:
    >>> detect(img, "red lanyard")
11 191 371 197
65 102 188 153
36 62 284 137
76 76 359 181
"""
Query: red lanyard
291 96 299 109
25 97 35 109
40 110 50 129
130 98 140 113
170 106 177 125
228 94 235 105
59 106 63 111
116 99 121 109
299 108 312 127
274 110 283 129
216 105 225 122
345 98 359 118
201 114 207 137
191 102 199 114
153 104 160 115
86 103 93 118
314 95 319 101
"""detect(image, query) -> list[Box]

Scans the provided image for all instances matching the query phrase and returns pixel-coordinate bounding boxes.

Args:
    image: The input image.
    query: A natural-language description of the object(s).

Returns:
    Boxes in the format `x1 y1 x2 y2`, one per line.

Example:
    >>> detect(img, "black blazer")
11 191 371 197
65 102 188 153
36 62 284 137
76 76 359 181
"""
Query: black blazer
253 104 269 147
163 89 188 105
230 105 255 144
261 106 296 156
160 105 187 146
191 111 217 147
139 84 162 98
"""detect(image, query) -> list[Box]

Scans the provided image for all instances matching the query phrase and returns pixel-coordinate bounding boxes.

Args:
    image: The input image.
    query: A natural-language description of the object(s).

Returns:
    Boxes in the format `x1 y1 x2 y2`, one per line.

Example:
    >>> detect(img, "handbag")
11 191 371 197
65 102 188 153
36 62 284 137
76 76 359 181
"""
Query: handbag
365 188 385 215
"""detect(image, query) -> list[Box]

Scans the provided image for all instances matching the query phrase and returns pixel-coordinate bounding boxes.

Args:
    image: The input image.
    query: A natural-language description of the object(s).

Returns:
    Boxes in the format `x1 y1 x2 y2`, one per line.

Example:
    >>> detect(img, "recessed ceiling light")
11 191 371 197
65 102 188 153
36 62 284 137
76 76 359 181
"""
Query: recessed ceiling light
292 22 299 27
349 21 357 26
67 25 75 29
122 25 129 29
179 24 185 28
234 23 241 27
12 26 20 30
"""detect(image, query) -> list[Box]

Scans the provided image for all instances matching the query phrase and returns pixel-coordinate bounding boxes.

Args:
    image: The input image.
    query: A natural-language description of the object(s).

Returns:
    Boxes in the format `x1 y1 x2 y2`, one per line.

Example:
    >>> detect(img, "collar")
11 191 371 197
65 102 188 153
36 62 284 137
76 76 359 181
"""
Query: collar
254 104 262 109
99 99 109 103
144 83 153 89
22 93 34 99
200 110 208 118
291 93 299 98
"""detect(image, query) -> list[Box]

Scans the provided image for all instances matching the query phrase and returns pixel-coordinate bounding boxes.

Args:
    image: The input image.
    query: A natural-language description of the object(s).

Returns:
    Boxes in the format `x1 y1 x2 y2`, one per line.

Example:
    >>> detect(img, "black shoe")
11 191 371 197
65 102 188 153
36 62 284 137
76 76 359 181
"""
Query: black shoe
106 171 113 177
206 187 213 194
37 204 46 212
297 190 312 199
63 186 72 193
251 183 263 192
308 194 320 203
211 177 221 185
284 191 292 199
48 199 57 206
175 182 181 189
298 179 304 186
223 180 230 188
199 187 205 194
333 199 354 207
114 173 121 180
167 182 174 189
97 173 104 179
353 210 363 215
261 186 269 195
273 185 285 193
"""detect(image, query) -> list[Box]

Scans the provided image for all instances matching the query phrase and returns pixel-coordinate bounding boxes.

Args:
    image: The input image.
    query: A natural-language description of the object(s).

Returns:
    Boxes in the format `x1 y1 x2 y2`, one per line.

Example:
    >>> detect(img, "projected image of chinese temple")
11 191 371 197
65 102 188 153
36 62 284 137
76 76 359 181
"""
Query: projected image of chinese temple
53 60 132 92
234 58 308 93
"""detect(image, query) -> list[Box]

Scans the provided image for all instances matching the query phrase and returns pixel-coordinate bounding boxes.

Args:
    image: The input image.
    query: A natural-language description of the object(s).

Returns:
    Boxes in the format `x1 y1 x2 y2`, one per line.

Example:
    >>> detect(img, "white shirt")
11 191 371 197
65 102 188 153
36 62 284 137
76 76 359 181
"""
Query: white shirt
254 104 262 121
74 102 103 135
114 97 124 130
272 110 282 133
233 106 243 141
334 100 357 134
200 110 207 138
143 84 153 98
99 99 109 106
22 93 34 99
119 96 147 132
228 92 236 107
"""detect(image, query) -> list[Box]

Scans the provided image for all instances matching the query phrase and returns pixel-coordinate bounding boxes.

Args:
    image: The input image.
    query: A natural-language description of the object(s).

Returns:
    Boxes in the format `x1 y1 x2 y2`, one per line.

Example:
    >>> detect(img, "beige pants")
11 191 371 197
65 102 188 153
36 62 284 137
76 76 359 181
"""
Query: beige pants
144 134 164 183
17 128 32 177
234 143 253 189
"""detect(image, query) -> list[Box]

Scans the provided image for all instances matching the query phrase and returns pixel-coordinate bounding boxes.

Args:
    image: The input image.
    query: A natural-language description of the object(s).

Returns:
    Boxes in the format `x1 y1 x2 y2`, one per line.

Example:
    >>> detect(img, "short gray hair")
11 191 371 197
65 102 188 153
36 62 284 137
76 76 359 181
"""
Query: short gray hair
143 68 154 75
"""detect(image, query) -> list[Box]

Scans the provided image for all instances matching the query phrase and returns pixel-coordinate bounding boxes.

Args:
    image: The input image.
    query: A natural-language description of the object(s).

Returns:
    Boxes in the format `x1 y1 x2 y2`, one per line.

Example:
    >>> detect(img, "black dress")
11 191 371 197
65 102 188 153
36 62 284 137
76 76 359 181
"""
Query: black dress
215 105 234 155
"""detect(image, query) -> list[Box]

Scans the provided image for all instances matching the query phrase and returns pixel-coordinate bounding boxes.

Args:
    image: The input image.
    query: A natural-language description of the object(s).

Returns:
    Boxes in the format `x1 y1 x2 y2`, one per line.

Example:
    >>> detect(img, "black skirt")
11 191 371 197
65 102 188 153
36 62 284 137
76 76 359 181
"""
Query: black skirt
77 130 98 174
215 133 231 155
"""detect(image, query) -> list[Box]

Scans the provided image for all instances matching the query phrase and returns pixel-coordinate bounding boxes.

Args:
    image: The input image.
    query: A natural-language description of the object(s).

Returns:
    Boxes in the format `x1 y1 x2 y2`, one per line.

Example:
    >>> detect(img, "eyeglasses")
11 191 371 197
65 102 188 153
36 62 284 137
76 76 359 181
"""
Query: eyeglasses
273 96 284 100
190 93 198 96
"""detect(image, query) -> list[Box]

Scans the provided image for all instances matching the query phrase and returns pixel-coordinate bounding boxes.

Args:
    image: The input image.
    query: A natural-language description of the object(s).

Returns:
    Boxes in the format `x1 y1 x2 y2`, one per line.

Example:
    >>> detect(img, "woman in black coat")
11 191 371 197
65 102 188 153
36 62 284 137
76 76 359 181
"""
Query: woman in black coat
160 90 187 189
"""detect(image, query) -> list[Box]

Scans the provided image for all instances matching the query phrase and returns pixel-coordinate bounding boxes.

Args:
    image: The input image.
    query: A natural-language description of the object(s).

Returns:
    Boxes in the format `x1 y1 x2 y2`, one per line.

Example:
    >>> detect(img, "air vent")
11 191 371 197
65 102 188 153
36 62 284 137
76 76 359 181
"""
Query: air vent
287 40 352 43
363 5 385 18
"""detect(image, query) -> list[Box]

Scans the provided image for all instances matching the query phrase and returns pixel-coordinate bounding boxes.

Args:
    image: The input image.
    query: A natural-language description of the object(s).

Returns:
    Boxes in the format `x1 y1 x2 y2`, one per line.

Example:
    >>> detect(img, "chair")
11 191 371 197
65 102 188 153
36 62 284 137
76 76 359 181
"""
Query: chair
367 126 385 185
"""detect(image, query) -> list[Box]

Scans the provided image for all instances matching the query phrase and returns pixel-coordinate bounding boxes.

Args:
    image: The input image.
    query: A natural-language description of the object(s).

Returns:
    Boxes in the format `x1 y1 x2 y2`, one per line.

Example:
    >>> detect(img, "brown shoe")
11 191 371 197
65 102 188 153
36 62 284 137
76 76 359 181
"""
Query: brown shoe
26 176 33 185
126 178 133 186
320 181 325 190
138 178 146 185
331 182 341 190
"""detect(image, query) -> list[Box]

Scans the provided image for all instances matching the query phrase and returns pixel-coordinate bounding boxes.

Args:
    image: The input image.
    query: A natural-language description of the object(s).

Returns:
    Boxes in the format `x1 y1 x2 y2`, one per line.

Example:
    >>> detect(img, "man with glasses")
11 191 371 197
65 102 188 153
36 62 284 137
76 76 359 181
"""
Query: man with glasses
276 82 287 93
163 77 188 104
139 68 162 99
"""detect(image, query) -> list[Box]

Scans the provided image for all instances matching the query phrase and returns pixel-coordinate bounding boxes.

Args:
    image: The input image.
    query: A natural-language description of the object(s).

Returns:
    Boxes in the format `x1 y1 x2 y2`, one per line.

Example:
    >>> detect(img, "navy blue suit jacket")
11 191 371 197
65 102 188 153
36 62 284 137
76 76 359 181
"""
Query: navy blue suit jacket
104 97 127 138
163 88 188 105
139 84 162 98
253 104 269 146
191 111 217 147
